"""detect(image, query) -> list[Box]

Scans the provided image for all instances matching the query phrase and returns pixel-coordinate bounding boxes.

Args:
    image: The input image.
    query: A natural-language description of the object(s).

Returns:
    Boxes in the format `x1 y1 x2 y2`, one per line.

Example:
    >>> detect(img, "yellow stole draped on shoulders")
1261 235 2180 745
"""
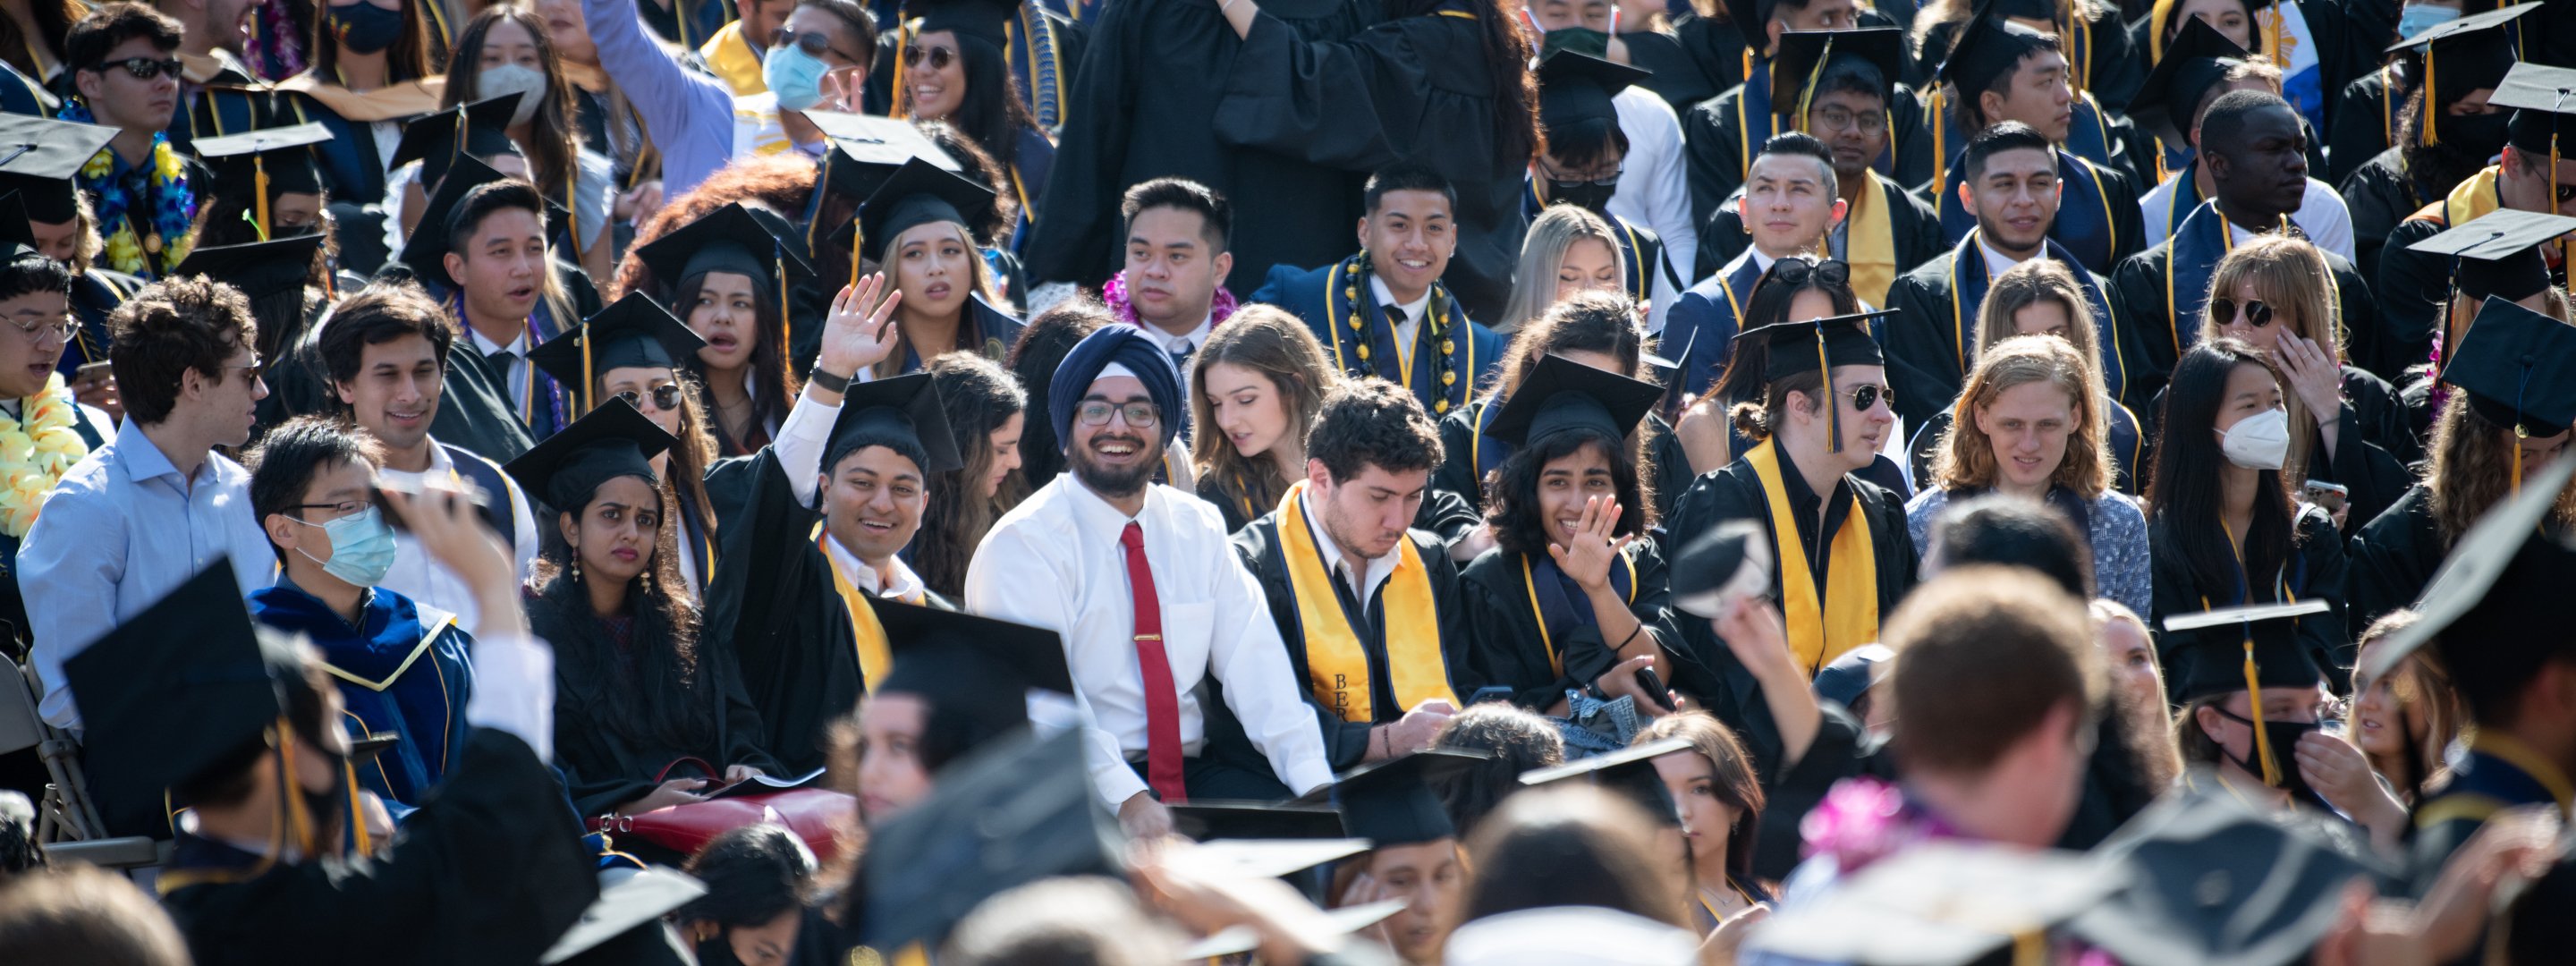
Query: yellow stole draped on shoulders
1275 480 1455 722
699 21 767 97
815 522 919 691
1845 175 1898 307
1744 439 1878 675
271 74 446 122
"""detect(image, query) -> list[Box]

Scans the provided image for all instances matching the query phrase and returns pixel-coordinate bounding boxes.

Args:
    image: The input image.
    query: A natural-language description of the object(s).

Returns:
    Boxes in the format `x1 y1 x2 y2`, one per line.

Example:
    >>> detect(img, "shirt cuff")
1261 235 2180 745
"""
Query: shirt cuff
776 395 840 504
1286 758 1335 798
465 631 555 763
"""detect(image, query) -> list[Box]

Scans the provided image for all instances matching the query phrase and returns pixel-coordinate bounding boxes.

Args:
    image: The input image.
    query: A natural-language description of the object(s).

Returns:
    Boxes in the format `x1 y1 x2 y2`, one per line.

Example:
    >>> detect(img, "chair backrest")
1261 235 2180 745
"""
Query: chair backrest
0 655 45 757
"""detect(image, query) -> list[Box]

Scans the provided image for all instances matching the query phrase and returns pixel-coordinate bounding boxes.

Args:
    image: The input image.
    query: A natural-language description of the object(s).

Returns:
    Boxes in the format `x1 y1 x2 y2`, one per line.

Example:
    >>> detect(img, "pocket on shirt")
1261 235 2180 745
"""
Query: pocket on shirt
1158 602 1215 673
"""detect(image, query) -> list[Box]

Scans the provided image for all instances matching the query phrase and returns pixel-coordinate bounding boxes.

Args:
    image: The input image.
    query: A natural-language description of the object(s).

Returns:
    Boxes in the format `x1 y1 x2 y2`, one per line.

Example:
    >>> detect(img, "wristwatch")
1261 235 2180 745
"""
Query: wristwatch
809 367 853 394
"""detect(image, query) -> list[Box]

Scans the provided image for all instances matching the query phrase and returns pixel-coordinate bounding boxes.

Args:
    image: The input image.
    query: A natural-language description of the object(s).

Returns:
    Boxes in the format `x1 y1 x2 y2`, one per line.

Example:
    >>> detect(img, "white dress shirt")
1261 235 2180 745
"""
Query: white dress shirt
21 419 277 730
1298 487 1397 606
822 530 927 603
1977 237 2027 278
466 326 533 417
2139 175 2356 263
377 438 539 631
1607 86 1692 329
1368 275 1434 362
965 475 1335 805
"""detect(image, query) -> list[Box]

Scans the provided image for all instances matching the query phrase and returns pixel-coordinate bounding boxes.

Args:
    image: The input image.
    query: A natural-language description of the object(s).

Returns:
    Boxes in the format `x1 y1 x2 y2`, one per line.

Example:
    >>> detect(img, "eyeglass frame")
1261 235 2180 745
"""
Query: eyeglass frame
2 310 75 343
1075 399 1161 428
2207 297 2277 329
614 383 686 413
89 56 185 80
773 28 864 64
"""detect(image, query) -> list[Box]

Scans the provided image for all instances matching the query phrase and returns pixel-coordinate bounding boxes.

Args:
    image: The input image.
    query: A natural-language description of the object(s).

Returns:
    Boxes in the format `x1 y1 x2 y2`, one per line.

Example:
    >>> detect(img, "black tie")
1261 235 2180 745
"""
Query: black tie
485 346 515 374
1385 305 1409 328
1169 343 1193 376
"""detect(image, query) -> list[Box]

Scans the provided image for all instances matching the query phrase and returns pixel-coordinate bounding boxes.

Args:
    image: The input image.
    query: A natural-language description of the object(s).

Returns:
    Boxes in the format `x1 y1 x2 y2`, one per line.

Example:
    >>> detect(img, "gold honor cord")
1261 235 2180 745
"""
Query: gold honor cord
253 156 271 241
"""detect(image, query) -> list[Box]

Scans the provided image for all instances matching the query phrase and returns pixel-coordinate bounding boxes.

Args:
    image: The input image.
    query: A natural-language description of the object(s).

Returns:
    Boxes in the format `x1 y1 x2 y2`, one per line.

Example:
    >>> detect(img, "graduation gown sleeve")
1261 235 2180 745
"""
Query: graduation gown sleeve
2349 484 2443 631
1432 403 1488 511
2107 244 2178 411
2374 216 2453 383
1552 539 1682 700
1682 89 1749 233
700 447 863 774
1454 549 1582 709
1021 0 1140 287
1884 252 1965 428
431 348 539 465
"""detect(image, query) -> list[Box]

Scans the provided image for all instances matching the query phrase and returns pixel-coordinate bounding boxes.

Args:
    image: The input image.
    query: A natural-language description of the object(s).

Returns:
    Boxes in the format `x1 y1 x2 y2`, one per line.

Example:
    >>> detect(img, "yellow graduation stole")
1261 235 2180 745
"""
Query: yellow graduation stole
816 523 916 691
1744 438 1878 674
1274 480 1456 722
1844 176 1899 307
271 73 446 122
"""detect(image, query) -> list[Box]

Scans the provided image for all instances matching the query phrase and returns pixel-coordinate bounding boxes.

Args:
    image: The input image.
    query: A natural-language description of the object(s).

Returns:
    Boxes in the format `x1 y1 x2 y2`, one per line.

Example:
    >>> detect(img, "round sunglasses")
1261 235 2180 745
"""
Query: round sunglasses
2207 297 2275 329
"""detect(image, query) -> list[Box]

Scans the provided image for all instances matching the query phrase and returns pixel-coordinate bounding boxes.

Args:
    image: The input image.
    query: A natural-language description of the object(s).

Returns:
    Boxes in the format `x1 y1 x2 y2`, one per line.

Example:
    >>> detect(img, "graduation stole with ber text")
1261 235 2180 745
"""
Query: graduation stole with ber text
1275 480 1456 722
1745 438 1878 674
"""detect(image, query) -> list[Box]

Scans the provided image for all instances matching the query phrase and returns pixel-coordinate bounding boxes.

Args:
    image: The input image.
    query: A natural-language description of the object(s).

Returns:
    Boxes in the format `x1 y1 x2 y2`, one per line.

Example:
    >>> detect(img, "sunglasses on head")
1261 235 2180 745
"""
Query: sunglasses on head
96 56 184 80
902 45 956 70
2207 297 2275 328
1769 258 1851 287
615 384 685 412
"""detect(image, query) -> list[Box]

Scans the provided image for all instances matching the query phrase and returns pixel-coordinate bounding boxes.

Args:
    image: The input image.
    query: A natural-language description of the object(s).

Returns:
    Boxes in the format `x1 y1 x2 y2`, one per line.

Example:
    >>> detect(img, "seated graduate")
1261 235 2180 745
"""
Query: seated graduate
183 124 342 397
2107 89 2371 409
2338 7 2528 290
1252 165 1506 419
1454 352 1683 716
1925 9 2142 277
1524 50 1682 328
180 236 334 437
244 416 474 810
65 490 597 965
1232 377 1476 770
1902 335 2150 617
911 352 1030 600
60 4 200 283
402 157 598 442
1665 133 1846 403
2131 21 2355 268
631 201 814 457
1436 291 1692 536
2351 292 2576 628
1635 712 1774 932
1671 255 1910 496
1682 17 1934 219
0 117 134 417
834 157 1026 377
1696 30 1943 302
1658 305 1919 763
504 399 778 834
1322 750 1484 965
1189 304 1346 534
842 598 1076 831
1903 258 2145 495
2163 600 2406 851
2143 338 2349 688
0 216 114 653
1489 204 1630 339
275 0 445 258
1888 121 2130 428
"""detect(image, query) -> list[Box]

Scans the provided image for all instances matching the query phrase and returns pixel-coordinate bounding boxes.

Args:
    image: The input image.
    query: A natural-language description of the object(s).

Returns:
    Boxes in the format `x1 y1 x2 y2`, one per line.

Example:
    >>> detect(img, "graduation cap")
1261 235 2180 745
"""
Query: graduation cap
1815 642 1894 709
820 370 965 493
1518 736 1691 827
0 193 39 258
1719 0 1772 51
871 597 1073 760
60 560 309 833
527 293 709 409
858 727 1124 951
1187 838 1374 879
2159 600 2329 791
350 732 402 764
631 202 812 362
1483 352 1663 450
839 157 999 273
2406 208 2576 306
2441 295 2576 442
502 397 676 513
1326 749 1487 848
1670 519 1771 619
1936 0 2056 102
911 0 1021 49
2357 453 2576 688
1769 29 1906 125
1182 898 1411 961
538 867 706 965
804 113 960 255
2068 782 2383 966
194 123 333 240
2129 17 2251 148
2388 5 2536 149
387 94 525 190
1536 50 1651 133
0 114 116 224
1169 801 1347 842
399 154 570 286
1733 308 1894 453
2493 64 2576 211
1749 842 2125 965
171 233 327 302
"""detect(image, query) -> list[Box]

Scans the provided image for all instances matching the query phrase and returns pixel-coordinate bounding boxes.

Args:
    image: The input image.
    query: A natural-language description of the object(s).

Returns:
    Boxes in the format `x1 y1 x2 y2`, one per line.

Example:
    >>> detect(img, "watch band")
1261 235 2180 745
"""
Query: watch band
809 367 853 394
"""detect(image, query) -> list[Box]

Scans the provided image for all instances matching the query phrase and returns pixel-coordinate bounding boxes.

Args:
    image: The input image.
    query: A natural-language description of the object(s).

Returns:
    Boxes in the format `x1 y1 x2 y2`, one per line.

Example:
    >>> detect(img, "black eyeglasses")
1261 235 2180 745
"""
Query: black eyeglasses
772 28 859 63
95 57 184 80
1768 258 1851 287
225 356 267 383
1843 383 1892 413
2207 297 2275 328
1076 400 1159 428
902 45 955 70
614 384 685 412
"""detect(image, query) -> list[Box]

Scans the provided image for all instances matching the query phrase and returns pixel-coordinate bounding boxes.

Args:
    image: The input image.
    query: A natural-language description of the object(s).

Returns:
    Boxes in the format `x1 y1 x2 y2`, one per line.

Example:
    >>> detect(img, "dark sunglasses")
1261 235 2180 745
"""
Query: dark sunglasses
902 45 955 70
615 384 685 412
1843 383 1892 413
1768 257 1851 288
96 56 184 80
2207 297 2275 328
2556 182 2576 204
772 28 855 62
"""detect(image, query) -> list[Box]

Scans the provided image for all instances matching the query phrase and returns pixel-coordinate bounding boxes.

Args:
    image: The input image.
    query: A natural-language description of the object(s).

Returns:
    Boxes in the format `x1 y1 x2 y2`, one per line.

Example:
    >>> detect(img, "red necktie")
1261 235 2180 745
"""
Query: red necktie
1119 521 1189 803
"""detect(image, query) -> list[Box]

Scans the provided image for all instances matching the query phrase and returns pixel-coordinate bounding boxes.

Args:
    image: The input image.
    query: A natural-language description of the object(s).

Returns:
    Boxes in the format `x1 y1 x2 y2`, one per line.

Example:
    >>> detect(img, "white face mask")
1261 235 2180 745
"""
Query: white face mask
2216 408 2291 471
478 64 548 126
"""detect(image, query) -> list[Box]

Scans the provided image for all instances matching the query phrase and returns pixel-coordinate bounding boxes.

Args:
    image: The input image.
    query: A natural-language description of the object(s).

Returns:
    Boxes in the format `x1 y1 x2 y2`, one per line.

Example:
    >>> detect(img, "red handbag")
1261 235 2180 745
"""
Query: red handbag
586 758 853 862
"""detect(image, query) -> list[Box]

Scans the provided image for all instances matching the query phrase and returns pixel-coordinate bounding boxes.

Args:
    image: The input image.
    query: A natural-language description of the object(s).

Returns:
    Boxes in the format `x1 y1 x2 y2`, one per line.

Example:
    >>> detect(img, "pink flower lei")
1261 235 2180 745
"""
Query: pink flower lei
1101 270 1237 329
1797 776 1960 876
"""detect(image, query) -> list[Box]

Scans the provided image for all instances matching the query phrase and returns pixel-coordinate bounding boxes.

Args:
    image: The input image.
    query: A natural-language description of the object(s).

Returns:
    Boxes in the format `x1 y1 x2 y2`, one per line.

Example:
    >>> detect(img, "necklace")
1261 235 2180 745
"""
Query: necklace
0 375 90 537
57 102 195 276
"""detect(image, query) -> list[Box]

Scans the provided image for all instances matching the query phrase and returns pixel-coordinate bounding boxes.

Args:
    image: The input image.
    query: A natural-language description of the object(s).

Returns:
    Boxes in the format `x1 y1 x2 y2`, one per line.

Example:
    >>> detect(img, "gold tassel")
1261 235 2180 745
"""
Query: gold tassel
2241 638 2282 786
2423 49 2440 146
1817 326 1839 453
343 758 371 856
1796 37 1834 135
580 321 595 415
252 156 271 242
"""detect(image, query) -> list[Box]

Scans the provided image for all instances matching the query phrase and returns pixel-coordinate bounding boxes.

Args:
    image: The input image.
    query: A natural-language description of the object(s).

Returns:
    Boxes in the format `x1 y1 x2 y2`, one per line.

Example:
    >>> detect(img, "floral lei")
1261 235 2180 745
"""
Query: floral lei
1796 776 1960 877
56 100 196 276
0 375 92 538
1101 270 1238 331
1338 250 1457 414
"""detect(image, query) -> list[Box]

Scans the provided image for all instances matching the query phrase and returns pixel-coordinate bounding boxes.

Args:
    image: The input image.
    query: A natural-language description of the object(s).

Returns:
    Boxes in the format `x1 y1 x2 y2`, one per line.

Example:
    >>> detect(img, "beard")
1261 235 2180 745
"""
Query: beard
1070 428 1162 498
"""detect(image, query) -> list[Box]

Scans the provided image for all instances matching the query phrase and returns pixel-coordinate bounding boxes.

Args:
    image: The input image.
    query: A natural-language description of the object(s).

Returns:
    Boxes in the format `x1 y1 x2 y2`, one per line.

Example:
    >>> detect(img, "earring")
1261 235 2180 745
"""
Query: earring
571 559 581 584
640 568 653 593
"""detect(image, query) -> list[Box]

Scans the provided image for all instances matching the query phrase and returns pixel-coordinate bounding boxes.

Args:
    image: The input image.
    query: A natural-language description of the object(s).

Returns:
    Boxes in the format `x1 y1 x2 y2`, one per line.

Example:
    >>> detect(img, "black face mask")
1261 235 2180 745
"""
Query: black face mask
1540 27 1611 58
2441 114 2511 162
1548 179 1617 215
2217 708 2330 809
328 4 406 55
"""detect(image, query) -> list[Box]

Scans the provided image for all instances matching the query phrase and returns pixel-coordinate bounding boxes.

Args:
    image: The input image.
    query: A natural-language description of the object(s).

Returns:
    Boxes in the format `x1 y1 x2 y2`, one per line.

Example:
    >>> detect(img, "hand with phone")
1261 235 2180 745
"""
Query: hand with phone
71 360 120 421
2302 479 2350 530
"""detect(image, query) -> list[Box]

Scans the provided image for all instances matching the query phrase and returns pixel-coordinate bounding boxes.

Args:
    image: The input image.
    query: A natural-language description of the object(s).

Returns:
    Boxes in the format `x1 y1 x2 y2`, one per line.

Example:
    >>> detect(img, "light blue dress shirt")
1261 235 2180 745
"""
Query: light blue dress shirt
20 418 275 730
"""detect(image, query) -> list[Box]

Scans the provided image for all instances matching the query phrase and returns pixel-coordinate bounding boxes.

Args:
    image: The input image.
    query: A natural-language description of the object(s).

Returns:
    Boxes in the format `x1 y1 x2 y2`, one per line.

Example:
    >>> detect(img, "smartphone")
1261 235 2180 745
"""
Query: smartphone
2301 480 2348 515
1634 667 1678 713
1466 686 1516 707
73 360 111 386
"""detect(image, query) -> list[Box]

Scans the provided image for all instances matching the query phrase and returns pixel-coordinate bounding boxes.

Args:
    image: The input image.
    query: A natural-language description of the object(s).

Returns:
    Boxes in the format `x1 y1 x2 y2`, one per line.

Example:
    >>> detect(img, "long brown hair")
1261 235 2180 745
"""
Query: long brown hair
2199 235 2339 481
2422 391 2576 543
307 0 437 80
1187 306 1340 516
0 0 79 81
441 4 583 223
2351 610 2461 803
1974 258 2105 382
1934 334 2111 497
915 352 1027 598
1636 713 1765 886
869 218 1012 381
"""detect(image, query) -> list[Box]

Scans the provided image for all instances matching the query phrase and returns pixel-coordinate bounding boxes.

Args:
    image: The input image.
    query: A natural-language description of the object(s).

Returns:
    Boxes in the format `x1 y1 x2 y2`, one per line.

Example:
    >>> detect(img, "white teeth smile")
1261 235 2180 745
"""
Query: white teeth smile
1397 258 1429 269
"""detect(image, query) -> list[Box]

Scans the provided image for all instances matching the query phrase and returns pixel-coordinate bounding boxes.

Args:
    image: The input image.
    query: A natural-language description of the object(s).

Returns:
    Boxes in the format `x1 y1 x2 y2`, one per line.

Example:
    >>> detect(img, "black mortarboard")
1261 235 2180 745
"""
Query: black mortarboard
528 293 710 401
1733 308 1893 453
0 193 40 257
911 0 1021 48
2357 453 2576 693
1329 750 1487 847
502 397 675 512
870 598 1069 761
195 123 332 232
538 867 706 965
400 155 570 286
2397 6 2532 148
2441 295 2576 436
388 94 525 190
1182 898 1411 961
350 732 402 764
1669 520 1771 619
822 371 965 485
172 233 327 301
847 157 999 266
61 561 306 832
1537 50 1650 131
2407 208 2576 303
859 728 1123 950
633 202 814 302
2069 782 2382 966
1937 0 2055 99
2129 17 2250 148
2159 600 2330 703
1769 29 1906 114
1814 642 1894 709
2494 63 2576 157
1170 802 1347 842
1484 352 1662 448
1746 843 2123 965
1519 736 1691 826
806 111 960 210
0 114 117 223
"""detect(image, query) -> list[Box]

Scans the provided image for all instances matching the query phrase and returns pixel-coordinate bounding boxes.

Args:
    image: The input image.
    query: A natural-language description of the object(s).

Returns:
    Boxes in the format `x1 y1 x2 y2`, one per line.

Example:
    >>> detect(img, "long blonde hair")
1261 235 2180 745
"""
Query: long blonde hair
2199 235 2340 481
871 219 1016 379
1494 206 1624 336
1933 334 2112 498
1187 305 1343 515
1974 258 2105 380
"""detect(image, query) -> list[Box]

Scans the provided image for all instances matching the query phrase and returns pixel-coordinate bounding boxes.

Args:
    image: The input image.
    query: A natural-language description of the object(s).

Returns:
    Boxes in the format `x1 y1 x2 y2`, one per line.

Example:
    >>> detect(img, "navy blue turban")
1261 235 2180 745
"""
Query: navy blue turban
1049 326 1188 450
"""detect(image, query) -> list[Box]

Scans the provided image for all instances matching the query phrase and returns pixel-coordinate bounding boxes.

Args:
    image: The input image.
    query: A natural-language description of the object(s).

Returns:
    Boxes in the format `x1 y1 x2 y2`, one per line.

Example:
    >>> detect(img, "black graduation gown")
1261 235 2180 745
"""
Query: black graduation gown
1022 0 1377 299
1620 23 1727 113
157 731 598 966
2349 484 2447 632
1194 468 1483 543
61 269 140 377
1453 540 1678 712
1694 171 1945 284
1681 72 1935 230
1429 396 1694 525
1206 0 1530 318
699 447 868 775
540 591 780 818
1231 513 1478 770
1883 235 2132 428
2105 222 2375 410
2373 179 2560 390
2326 65 2402 191
2137 366 2412 534
2147 505 2352 691
431 339 545 465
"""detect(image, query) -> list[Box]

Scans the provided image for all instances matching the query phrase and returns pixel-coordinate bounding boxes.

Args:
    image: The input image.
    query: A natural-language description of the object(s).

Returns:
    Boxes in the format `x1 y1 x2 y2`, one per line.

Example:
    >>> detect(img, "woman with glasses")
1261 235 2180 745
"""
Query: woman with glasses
576 0 876 199
1524 47 1675 329
892 2 1055 255
1671 255 1910 496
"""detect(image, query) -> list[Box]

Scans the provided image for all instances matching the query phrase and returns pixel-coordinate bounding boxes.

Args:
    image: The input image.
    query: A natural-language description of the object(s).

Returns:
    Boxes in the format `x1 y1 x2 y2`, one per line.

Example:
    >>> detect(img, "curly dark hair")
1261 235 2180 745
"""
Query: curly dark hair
1307 377 1444 483
1485 428 1648 558
677 824 817 929
107 275 258 426
1431 703 1564 839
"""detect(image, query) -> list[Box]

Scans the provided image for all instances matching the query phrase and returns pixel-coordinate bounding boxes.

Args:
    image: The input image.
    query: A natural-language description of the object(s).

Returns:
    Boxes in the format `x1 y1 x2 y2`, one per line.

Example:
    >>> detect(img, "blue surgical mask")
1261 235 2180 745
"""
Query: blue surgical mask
2397 4 2460 43
294 505 400 588
763 45 828 112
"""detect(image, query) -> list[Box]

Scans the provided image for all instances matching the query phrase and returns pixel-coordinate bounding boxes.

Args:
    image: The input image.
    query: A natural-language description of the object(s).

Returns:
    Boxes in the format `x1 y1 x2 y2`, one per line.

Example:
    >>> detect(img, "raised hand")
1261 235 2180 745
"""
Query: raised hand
1546 495 1633 592
818 272 904 382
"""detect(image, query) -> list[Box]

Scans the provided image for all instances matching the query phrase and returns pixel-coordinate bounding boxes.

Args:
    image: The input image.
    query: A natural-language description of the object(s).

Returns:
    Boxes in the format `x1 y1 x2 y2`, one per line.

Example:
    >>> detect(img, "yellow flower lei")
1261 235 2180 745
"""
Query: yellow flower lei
0 374 91 538
78 138 195 275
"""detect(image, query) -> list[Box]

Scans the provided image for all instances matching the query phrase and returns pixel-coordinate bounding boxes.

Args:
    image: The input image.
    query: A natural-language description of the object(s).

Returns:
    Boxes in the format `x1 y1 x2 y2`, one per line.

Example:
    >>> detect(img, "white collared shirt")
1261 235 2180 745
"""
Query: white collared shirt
965 475 1335 806
1368 275 1434 355
1606 85 1693 327
822 530 926 603
1297 486 1399 607
466 326 533 413
1137 314 1216 360
2139 174 2356 263
1976 238 2028 278
377 438 540 630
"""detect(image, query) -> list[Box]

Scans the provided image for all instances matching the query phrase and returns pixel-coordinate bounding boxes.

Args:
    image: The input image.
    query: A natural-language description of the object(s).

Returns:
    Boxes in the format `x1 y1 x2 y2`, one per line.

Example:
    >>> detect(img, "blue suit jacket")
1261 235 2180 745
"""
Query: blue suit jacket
1252 258 1504 418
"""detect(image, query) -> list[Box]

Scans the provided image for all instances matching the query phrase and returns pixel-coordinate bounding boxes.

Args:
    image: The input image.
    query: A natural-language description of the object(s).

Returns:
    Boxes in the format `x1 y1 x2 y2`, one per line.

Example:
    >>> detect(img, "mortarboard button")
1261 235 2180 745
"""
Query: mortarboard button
822 370 966 480
2128 17 2251 148
388 94 525 188
849 158 1002 267
194 123 333 203
1536 49 1654 131
1936 0 2055 97
632 202 815 301
2157 599 2330 703
1767 28 1907 114
2438 295 2576 437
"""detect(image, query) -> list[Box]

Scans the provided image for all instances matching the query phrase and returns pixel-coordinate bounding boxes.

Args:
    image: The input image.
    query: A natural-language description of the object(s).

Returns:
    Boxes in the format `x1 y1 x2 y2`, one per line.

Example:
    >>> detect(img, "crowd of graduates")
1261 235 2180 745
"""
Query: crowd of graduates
0 0 2572 962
